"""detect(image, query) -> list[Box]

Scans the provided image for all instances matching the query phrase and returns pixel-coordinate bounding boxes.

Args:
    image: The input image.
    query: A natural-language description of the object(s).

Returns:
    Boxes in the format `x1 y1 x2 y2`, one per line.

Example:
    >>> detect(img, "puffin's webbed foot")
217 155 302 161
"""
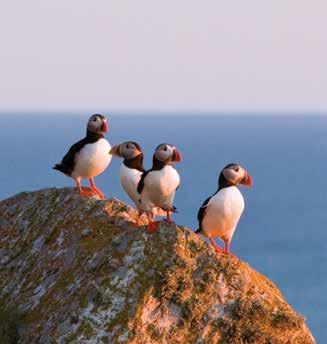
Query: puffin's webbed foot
222 240 236 257
91 186 105 200
78 187 96 198
89 178 106 200
147 221 160 234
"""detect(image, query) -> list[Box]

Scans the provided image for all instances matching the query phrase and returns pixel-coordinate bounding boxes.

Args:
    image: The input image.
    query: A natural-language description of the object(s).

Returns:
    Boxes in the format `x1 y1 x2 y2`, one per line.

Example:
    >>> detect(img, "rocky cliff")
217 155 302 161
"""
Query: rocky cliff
0 188 315 344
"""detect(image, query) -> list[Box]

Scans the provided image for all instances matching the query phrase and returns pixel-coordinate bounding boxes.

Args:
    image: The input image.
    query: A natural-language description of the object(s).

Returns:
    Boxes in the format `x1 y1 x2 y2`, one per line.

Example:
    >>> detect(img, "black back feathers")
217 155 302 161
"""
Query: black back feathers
196 196 212 233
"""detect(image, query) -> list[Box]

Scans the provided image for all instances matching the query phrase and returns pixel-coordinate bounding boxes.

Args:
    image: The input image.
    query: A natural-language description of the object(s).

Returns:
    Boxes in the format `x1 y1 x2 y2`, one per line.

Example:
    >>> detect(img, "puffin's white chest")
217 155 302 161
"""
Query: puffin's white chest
120 164 142 207
202 186 244 241
141 165 180 211
72 138 112 179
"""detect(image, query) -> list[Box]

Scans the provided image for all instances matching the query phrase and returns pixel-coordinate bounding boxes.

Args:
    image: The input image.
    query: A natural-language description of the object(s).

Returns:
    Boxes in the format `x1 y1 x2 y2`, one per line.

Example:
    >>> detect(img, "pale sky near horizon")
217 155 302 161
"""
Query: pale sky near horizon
0 1 326 113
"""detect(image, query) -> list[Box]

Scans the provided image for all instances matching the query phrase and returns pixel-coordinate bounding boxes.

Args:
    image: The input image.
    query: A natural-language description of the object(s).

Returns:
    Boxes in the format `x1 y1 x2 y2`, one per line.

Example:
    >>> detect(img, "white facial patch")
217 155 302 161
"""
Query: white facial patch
155 145 173 162
122 143 140 159
87 116 102 133
222 168 240 184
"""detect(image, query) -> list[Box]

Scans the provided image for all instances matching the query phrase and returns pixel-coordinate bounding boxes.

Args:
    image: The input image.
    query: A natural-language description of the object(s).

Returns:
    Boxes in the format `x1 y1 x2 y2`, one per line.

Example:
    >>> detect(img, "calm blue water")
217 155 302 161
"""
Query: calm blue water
0 113 326 341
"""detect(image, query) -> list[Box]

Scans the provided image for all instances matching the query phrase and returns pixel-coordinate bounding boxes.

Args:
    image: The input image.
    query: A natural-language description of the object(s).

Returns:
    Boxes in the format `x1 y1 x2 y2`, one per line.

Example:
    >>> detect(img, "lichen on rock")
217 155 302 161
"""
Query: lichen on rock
0 188 315 343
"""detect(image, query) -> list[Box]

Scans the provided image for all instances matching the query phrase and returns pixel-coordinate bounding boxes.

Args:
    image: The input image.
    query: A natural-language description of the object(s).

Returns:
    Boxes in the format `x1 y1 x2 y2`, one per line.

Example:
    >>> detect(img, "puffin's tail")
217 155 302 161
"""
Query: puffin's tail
194 228 202 234
53 163 66 174
53 163 62 171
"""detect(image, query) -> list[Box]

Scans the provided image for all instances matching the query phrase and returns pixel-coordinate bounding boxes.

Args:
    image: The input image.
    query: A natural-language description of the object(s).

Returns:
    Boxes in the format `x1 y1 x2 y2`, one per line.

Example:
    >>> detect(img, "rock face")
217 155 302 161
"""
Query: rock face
0 188 315 344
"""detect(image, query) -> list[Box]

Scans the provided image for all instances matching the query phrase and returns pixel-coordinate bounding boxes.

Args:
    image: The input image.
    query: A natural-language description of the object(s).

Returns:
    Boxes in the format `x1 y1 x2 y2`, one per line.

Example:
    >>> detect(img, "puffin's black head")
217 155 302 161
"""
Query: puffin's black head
87 114 108 134
218 163 252 189
110 141 143 160
154 143 182 165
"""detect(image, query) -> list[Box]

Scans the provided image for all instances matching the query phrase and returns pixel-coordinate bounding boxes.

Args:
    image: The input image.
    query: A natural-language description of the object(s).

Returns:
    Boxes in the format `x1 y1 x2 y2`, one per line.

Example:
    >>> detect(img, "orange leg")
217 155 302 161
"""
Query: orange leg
146 212 160 234
223 239 235 257
165 211 173 223
223 240 230 254
210 238 225 254
89 178 105 200
75 179 94 197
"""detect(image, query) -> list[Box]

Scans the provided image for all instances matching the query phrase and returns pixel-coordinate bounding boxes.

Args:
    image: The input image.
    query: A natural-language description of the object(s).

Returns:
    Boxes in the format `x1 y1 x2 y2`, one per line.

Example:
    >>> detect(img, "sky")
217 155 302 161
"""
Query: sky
0 0 326 113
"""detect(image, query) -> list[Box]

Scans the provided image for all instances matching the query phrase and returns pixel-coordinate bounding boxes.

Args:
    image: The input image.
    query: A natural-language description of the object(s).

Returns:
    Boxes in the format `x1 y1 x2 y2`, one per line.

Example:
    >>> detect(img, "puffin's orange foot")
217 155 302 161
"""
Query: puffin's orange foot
79 188 96 198
214 246 225 254
222 241 235 257
90 186 105 200
147 221 160 234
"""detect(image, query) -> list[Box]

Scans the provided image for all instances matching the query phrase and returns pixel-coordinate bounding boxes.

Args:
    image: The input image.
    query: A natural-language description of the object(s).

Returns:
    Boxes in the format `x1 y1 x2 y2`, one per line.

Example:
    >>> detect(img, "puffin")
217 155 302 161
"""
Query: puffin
110 141 171 227
110 141 145 226
53 114 111 199
137 143 182 233
196 163 252 255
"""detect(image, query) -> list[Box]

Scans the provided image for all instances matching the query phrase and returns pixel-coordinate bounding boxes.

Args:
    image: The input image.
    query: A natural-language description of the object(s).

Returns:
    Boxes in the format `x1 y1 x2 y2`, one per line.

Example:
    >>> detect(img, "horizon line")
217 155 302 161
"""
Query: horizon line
0 109 327 116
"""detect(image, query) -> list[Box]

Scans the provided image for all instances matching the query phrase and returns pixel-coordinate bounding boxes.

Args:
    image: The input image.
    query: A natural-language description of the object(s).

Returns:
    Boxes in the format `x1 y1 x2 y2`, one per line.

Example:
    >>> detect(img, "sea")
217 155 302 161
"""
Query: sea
0 113 326 342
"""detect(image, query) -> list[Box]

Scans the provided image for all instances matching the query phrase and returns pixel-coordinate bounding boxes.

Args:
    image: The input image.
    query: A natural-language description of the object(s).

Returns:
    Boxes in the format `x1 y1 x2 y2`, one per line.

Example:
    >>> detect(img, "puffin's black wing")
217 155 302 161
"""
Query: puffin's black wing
195 196 212 233
53 138 88 176
137 170 151 194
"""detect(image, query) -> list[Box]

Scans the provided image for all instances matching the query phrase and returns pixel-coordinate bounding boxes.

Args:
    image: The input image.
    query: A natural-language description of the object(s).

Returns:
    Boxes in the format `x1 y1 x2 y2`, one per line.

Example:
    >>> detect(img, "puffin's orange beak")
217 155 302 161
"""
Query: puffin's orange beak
240 172 252 187
173 148 182 162
101 121 108 133
134 148 143 156
110 144 121 156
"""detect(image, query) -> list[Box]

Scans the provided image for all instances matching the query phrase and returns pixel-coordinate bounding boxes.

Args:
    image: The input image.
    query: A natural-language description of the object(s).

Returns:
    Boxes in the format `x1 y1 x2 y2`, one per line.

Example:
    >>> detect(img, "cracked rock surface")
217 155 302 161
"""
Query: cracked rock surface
0 188 315 343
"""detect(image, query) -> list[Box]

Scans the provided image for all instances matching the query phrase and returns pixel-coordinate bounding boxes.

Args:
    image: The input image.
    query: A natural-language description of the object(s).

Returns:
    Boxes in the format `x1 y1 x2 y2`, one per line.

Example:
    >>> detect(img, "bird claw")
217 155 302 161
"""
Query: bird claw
212 243 236 257
78 188 96 198
147 221 160 234
90 187 106 200
214 246 225 254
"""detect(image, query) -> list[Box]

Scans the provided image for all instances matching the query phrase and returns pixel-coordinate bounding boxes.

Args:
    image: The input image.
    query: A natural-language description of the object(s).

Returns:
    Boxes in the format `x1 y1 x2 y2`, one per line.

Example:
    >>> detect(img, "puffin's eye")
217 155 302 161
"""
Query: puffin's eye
126 144 130 149
164 146 167 151
234 167 239 172
93 117 97 122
